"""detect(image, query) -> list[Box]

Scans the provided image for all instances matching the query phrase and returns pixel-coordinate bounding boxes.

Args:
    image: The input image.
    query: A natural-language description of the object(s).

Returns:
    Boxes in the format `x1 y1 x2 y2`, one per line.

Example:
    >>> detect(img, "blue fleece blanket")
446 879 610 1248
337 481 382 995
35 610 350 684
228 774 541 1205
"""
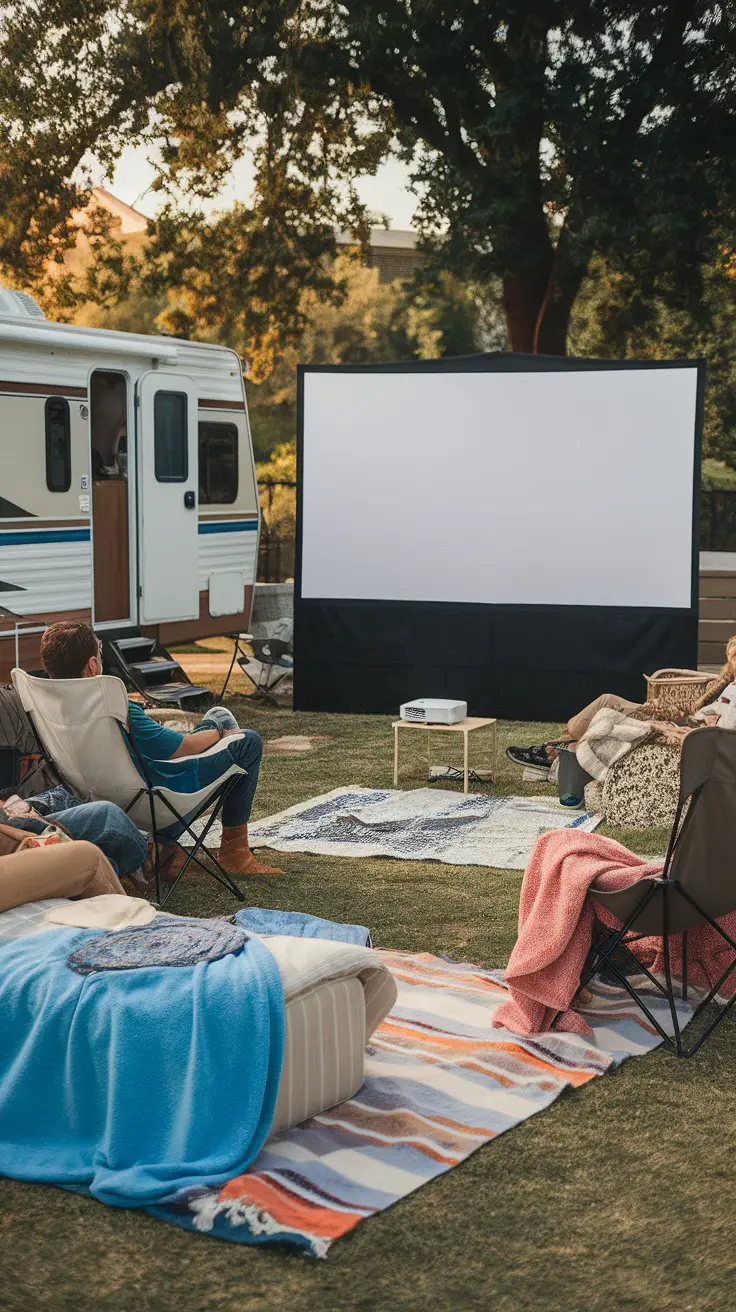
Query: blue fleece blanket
0 927 284 1208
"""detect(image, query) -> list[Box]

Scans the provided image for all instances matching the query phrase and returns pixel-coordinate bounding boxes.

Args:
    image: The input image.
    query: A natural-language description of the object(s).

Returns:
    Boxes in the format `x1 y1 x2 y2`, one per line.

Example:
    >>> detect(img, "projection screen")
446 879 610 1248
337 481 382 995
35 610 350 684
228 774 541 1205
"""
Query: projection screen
295 355 702 719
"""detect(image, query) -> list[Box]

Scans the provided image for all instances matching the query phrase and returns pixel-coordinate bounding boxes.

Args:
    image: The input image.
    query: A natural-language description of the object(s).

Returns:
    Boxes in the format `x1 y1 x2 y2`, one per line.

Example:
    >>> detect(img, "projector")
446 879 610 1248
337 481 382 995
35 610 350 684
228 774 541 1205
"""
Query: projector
400 698 467 725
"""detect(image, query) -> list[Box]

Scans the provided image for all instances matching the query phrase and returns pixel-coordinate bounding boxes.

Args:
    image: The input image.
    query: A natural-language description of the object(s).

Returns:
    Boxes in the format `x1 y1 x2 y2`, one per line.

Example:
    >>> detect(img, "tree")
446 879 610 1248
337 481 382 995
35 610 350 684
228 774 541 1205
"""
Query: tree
308 2 736 353
0 0 384 370
2 3 735 356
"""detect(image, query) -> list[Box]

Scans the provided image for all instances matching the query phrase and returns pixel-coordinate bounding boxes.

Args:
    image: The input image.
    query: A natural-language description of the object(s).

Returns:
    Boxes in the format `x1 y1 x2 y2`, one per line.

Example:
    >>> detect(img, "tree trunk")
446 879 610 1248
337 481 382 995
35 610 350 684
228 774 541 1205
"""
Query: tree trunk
503 264 556 353
502 230 589 356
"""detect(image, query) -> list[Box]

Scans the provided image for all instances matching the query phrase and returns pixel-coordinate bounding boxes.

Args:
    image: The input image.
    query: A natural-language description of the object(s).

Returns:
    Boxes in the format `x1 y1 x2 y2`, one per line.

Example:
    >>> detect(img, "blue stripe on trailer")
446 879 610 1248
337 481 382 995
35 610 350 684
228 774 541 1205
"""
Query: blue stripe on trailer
198 520 258 535
0 528 91 545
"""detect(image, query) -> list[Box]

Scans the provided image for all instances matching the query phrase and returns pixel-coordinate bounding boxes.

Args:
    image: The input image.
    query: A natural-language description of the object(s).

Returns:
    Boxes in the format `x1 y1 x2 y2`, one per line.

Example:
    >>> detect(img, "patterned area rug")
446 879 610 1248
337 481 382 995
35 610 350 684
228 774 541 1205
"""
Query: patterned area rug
154 950 691 1257
245 787 601 870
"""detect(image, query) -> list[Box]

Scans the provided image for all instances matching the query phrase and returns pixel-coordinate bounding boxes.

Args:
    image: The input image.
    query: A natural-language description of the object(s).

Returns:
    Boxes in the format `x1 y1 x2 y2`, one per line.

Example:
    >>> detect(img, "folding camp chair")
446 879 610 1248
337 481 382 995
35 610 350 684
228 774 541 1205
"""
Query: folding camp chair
556 725 736 1057
12 668 247 910
220 586 294 703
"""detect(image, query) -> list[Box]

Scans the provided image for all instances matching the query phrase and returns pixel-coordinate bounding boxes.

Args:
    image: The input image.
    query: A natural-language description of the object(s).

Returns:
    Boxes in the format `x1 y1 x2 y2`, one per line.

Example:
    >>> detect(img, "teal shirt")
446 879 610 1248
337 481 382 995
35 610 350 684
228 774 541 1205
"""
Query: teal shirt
124 702 201 793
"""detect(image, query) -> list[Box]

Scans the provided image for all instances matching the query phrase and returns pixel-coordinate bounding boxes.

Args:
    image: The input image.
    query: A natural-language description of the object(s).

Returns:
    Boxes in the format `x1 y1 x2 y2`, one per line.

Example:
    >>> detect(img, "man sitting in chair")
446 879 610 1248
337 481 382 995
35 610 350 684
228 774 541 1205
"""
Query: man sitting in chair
39 621 283 881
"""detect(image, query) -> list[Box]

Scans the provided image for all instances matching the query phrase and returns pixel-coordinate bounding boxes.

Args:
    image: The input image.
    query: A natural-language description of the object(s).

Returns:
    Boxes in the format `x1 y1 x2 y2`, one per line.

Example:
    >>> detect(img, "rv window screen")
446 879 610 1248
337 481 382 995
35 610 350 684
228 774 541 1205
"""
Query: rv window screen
154 391 188 482
45 397 71 492
198 422 238 504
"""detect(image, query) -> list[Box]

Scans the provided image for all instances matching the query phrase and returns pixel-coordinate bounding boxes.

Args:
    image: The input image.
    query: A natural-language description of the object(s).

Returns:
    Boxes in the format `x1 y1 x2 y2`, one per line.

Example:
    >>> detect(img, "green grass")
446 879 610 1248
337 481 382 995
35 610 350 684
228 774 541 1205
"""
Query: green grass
701 457 736 490
1 706 732 1312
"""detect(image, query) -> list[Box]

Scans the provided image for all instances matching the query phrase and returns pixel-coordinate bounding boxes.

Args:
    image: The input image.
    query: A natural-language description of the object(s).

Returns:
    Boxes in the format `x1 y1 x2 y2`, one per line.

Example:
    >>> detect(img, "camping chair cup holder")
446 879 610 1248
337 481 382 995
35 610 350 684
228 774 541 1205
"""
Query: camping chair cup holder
553 726 736 1057
11 668 247 911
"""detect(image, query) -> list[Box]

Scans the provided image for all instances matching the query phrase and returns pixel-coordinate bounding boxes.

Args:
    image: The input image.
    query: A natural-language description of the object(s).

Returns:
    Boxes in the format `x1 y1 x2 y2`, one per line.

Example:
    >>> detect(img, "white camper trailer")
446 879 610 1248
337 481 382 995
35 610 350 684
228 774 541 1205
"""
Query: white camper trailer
0 288 259 700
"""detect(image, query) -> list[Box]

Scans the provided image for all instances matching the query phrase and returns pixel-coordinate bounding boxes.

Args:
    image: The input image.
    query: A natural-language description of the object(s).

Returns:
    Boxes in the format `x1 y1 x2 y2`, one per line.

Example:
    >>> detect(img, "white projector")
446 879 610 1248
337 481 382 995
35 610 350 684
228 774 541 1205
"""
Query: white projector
399 698 467 725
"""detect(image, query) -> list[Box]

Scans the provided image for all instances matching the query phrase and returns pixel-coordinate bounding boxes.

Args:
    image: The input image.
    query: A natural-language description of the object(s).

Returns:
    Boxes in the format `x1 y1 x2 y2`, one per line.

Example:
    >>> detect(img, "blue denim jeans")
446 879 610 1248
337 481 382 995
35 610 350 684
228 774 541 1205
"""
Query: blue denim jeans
161 707 263 837
10 800 148 879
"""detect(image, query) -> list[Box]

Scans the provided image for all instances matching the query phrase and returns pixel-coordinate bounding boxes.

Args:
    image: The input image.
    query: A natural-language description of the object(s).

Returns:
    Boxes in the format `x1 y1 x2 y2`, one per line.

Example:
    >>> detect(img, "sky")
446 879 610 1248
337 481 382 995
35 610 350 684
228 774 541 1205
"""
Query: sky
95 144 420 230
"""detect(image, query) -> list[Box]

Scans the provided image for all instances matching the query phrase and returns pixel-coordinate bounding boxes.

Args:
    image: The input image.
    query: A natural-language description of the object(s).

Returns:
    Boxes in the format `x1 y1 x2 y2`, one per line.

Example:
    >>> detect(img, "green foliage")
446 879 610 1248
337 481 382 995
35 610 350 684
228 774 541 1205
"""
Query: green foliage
247 402 296 463
3 2 735 358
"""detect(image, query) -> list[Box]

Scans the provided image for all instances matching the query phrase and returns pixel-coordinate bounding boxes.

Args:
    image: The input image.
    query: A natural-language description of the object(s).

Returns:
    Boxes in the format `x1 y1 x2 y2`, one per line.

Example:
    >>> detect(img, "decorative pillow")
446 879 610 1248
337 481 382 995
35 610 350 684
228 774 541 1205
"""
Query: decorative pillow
599 739 681 830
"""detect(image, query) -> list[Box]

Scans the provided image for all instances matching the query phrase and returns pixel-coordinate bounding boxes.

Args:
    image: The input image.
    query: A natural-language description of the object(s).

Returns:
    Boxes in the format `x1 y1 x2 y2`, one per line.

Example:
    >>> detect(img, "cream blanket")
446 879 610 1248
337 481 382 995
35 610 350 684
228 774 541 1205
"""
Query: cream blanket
576 707 651 781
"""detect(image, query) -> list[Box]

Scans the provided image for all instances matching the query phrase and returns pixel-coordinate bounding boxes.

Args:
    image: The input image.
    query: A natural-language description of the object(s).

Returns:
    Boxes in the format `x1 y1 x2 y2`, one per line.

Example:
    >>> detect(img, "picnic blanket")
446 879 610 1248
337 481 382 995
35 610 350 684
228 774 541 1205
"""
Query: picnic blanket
493 828 736 1036
155 949 691 1257
0 925 284 1206
248 787 601 871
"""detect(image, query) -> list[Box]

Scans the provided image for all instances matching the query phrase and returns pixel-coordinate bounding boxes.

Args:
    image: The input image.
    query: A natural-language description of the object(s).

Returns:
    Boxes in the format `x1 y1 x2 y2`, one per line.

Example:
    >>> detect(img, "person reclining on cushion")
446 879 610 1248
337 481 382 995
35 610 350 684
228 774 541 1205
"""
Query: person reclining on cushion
507 637 736 775
39 621 283 881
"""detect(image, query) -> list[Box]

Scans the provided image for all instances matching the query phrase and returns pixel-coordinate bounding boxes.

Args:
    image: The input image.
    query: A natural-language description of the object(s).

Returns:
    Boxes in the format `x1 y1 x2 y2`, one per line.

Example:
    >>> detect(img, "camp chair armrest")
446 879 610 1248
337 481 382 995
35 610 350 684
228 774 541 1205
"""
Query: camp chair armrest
183 733 247 763
251 637 291 662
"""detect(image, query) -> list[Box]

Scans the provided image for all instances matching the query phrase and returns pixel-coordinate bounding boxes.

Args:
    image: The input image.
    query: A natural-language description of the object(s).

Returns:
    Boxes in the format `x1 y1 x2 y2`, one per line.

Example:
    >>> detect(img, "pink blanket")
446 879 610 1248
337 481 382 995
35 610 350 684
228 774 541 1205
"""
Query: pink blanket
493 829 736 1036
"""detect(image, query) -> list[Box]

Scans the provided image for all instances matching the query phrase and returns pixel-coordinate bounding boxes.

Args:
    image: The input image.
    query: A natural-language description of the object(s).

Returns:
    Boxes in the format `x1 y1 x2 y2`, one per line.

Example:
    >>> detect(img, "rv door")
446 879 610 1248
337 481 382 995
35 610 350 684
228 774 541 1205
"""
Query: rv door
136 371 199 624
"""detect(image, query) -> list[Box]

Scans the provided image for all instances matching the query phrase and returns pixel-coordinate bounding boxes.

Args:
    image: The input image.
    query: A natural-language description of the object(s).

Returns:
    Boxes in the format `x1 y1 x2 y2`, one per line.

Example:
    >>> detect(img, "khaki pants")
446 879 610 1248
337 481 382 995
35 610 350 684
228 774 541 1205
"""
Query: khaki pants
567 692 642 742
0 840 124 914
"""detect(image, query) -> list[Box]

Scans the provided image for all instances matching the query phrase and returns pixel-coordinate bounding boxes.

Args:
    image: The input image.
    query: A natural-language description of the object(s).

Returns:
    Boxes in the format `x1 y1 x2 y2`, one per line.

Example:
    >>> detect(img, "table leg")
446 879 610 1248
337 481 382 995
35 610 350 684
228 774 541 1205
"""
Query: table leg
463 729 469 793
427 728 431 780
492 722 497 777
394 725 399 788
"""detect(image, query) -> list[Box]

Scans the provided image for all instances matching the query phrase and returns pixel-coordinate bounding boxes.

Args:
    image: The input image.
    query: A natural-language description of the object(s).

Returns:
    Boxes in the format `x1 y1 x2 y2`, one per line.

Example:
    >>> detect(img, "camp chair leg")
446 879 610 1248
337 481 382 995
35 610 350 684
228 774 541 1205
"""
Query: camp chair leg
153 778 246 910
661 889 683 1056
218 639 241 703
602 954 677 1048
682 930 688 1001
549 886 661 1034
684 988 736 1057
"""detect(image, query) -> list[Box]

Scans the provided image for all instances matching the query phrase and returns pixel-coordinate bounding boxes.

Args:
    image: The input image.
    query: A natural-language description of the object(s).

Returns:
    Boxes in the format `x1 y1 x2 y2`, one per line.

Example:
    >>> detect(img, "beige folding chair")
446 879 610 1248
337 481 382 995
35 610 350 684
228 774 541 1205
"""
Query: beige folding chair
12 669 246 908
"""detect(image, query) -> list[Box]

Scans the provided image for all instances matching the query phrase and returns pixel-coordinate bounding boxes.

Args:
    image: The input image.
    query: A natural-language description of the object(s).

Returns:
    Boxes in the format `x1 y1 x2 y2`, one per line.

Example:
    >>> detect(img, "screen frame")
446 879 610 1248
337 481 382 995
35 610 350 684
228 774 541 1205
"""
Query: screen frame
295 353 704 719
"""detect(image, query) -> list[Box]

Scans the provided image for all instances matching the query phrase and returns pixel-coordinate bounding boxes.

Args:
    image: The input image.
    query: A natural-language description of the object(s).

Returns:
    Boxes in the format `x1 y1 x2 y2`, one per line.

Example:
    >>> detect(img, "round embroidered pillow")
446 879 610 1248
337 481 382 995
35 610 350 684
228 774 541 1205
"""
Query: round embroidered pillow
67 917 247 975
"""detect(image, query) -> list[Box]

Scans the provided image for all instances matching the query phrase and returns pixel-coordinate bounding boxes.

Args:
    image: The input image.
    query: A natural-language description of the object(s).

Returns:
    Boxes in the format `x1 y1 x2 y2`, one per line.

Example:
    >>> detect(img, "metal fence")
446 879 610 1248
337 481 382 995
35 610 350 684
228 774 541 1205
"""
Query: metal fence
701 490 736 553
258 478 296 583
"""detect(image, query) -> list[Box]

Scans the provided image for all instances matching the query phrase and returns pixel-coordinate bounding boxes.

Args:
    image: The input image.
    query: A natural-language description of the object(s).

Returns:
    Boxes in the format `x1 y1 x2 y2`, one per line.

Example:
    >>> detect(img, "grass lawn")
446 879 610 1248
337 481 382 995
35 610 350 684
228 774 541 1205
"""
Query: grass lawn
2 704 734 1312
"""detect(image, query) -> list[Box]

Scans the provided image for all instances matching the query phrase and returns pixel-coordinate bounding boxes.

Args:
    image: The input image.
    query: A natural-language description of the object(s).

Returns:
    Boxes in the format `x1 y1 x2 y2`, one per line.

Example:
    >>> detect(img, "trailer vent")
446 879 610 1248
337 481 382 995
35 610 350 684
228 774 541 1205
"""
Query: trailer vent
0 286 46 320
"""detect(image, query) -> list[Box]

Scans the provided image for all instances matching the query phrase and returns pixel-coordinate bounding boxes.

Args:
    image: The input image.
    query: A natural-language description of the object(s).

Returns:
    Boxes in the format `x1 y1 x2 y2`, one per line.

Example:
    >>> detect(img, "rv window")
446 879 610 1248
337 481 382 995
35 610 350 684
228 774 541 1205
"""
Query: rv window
45 397 71 492
198 422 239 504
154 391 188 482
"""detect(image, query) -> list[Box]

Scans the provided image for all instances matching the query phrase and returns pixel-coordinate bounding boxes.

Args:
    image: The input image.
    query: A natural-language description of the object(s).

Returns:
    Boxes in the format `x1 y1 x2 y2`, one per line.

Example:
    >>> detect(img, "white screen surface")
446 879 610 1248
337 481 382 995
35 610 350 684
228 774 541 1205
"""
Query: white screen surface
300 366 698 608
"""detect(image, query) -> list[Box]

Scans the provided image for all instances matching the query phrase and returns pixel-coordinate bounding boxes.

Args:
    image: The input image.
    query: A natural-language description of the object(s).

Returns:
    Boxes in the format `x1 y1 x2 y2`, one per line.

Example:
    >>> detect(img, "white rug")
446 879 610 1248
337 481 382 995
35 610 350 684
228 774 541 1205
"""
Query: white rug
246 786 601 870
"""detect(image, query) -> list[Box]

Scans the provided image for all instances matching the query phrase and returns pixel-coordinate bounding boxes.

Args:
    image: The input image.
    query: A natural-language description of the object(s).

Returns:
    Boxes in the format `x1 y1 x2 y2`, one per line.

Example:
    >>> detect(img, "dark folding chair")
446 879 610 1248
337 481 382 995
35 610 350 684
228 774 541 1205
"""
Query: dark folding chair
558 726 736 1057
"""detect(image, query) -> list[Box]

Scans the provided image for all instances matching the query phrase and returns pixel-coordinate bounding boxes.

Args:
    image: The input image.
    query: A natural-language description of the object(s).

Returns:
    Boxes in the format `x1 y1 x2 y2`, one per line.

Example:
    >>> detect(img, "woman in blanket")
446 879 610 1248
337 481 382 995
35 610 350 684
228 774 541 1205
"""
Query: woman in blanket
506 636 736 776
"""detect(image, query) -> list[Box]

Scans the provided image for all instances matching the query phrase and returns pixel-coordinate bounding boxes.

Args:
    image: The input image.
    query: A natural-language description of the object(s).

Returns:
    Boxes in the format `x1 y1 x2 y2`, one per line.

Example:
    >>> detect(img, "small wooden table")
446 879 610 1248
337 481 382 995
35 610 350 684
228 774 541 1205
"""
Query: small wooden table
392 716 497 794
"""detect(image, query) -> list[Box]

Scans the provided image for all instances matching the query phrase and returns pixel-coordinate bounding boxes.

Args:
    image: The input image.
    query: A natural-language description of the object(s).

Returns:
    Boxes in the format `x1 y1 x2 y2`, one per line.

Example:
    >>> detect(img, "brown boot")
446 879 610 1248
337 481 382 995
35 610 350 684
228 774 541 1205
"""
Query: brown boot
218 824 284 877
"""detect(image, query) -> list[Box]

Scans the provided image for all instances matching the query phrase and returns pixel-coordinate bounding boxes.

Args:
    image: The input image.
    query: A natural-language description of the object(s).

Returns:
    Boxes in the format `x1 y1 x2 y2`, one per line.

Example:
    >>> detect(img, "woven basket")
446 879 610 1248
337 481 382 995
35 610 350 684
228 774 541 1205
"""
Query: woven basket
643 669 714 715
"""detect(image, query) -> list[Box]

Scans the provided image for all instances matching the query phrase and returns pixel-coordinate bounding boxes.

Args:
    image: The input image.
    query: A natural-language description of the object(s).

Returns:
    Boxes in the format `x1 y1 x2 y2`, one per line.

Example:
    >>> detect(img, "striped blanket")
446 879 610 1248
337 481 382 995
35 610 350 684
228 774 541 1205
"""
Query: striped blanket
155 950 690 1257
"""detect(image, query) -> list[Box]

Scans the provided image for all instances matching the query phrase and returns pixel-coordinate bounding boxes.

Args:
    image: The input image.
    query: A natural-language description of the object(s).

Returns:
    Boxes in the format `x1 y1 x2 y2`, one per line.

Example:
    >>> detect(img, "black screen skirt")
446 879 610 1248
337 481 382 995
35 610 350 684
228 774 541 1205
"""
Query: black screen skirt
294 600 699 721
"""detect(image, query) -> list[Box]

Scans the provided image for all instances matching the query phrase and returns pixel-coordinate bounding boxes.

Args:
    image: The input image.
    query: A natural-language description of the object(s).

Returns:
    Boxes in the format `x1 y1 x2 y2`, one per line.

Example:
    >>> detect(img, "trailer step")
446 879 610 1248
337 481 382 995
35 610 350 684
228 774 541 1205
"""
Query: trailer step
115 636 156 656
130 659 183 680
142 683 212 705
101 628 215 711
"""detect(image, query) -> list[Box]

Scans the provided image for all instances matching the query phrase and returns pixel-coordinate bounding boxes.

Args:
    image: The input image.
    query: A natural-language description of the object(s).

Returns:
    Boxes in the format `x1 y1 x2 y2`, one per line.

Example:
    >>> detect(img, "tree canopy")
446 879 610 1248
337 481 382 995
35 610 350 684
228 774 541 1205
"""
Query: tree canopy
1 1 735 357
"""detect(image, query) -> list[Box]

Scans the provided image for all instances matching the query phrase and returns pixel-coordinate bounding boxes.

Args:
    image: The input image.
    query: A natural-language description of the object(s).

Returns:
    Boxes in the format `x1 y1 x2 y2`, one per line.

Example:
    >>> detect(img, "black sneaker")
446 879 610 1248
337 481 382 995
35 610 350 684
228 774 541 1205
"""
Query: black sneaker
505 744 551 773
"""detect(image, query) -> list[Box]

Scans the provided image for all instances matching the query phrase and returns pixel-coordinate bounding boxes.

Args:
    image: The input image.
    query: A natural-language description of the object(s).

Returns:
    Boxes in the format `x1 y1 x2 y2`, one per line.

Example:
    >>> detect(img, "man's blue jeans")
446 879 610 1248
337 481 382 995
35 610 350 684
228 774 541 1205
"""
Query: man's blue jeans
161 707 263 838
10 801 148 879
